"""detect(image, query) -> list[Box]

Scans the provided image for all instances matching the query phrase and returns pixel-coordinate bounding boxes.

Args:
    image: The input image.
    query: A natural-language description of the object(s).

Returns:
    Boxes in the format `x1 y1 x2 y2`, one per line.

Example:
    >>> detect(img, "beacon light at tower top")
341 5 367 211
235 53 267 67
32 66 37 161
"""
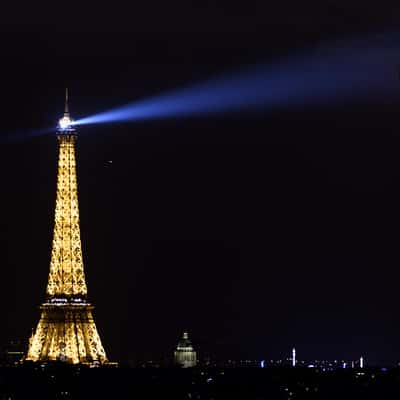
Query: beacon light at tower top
58 114 74 130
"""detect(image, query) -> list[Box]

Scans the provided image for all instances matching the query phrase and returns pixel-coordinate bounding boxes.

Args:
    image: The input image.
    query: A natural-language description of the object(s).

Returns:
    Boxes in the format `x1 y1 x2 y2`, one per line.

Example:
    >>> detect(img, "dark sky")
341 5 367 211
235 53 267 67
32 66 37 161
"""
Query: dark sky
1 2 400 365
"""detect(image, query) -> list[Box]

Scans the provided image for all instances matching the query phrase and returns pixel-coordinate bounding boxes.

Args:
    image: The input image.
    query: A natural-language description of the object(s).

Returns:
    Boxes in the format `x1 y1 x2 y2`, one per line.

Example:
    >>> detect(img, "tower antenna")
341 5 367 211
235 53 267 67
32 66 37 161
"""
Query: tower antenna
64 88 69 115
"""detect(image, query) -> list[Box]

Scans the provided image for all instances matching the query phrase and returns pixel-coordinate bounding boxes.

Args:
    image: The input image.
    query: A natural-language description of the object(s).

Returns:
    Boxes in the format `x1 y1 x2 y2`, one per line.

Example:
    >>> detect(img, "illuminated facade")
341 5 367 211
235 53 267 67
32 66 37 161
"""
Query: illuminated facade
292 348 296 367
25 91 108 365
174 331 197 368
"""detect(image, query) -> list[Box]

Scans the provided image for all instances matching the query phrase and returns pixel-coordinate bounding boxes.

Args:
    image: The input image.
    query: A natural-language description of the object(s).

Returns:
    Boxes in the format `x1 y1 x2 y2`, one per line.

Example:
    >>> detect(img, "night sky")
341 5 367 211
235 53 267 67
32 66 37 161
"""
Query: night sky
1 2 400 365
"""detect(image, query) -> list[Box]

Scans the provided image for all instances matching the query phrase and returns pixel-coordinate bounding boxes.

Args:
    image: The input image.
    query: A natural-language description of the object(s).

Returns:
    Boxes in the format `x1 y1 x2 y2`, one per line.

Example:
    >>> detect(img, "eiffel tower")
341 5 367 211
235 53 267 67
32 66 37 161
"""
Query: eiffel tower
25 90 108 365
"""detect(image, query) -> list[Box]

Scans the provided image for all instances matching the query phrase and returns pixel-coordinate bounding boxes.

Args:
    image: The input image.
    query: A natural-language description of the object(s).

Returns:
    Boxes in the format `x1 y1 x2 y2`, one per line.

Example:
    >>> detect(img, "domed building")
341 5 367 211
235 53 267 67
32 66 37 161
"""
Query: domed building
174 331 197 368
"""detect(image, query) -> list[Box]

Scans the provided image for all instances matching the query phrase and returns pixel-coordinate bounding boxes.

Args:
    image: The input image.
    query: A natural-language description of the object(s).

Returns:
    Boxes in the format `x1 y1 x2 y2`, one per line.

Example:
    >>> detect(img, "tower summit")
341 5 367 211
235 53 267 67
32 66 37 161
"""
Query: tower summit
25 91 108 364
58 88 74 131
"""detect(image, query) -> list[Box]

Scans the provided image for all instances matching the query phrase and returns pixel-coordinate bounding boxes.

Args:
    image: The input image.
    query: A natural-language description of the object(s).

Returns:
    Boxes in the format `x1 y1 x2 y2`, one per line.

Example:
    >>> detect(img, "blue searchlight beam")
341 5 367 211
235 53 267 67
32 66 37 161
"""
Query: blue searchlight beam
74 34 400 127
1 126 54 144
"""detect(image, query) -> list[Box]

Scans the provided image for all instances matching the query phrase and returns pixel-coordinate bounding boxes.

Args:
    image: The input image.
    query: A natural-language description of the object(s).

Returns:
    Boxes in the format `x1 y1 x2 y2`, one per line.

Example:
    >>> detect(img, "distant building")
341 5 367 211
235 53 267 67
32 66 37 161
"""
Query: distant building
2 340 26 366
292 348 296 367
174 331 197 368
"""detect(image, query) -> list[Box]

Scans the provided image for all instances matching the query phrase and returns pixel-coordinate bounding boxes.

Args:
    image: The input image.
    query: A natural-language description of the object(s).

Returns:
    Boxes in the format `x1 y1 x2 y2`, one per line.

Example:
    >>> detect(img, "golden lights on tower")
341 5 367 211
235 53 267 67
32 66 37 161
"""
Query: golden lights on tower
25 91 109 365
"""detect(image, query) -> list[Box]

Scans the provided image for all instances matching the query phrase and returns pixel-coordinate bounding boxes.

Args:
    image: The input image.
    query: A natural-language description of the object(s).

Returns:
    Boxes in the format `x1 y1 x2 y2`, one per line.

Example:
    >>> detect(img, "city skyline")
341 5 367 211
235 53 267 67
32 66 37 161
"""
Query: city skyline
1 7 400 365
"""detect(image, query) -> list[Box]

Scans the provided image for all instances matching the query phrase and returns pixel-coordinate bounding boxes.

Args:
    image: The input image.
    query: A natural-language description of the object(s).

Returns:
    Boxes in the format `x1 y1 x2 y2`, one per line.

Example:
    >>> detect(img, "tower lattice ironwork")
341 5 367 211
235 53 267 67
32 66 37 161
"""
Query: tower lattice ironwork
25 90 108 365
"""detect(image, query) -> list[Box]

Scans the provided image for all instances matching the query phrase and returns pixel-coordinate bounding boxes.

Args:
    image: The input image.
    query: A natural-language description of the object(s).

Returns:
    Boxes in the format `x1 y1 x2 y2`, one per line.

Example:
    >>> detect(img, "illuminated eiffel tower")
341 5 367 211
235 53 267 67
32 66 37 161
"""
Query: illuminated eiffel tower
25 90 108 365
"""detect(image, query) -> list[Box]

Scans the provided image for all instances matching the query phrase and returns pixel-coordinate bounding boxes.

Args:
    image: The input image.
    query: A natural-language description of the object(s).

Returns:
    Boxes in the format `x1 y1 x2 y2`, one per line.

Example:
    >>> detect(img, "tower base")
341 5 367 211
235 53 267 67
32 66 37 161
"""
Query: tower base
25 301 108 365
